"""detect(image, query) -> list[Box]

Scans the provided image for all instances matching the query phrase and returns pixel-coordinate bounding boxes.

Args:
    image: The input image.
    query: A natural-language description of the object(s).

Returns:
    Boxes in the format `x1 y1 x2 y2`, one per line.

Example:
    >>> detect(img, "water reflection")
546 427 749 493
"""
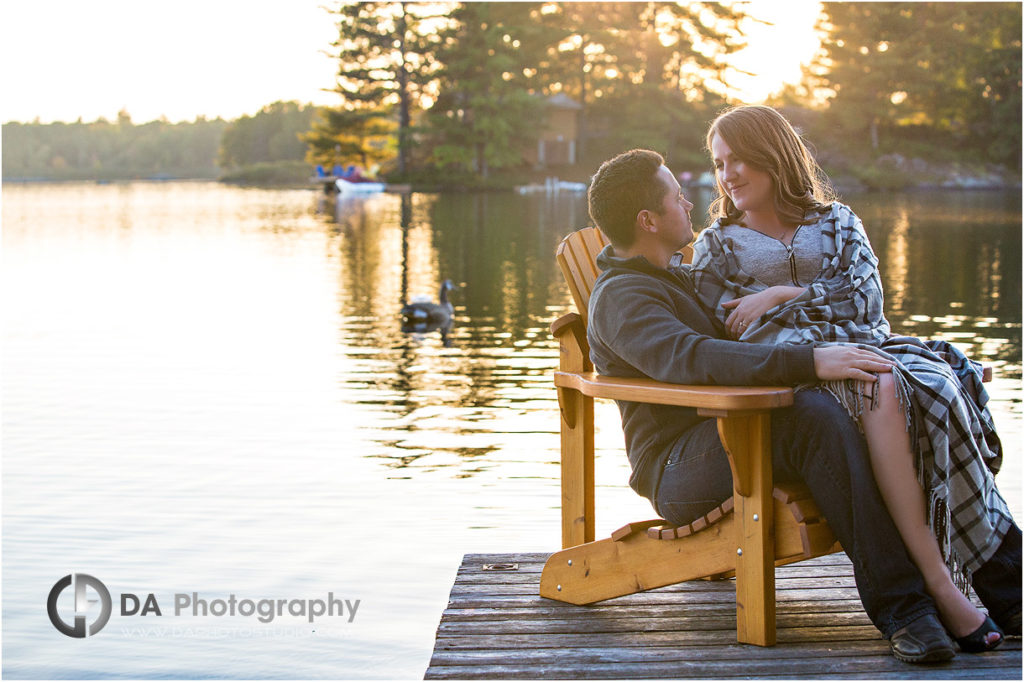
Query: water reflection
853 190 1022 375
319 192 582 472
3 182 1019 678
312 187 1021 479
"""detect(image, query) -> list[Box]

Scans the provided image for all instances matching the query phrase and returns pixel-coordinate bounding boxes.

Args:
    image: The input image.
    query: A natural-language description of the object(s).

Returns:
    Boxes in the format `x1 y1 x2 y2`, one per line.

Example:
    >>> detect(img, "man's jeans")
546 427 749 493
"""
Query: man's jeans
654 389 935 638
972 522 1022 628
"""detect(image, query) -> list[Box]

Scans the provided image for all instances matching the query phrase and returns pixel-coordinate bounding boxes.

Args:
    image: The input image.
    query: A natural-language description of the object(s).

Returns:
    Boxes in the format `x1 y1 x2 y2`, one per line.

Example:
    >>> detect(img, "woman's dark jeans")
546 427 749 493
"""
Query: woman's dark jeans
654 389 938 638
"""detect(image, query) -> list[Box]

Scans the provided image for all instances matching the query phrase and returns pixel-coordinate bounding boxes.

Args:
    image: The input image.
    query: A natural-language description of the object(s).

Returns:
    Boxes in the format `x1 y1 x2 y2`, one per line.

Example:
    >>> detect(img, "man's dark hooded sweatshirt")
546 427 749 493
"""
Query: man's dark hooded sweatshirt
586 245 819 502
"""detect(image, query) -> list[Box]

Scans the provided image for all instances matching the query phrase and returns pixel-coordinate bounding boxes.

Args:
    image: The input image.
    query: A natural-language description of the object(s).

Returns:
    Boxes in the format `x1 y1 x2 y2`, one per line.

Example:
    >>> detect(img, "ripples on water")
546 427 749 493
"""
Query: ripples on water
2 182 1020 678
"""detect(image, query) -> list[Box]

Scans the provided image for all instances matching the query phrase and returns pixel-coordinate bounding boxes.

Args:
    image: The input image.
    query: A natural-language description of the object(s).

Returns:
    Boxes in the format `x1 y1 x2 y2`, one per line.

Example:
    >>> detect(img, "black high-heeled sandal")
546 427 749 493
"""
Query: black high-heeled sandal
955 616 1004 653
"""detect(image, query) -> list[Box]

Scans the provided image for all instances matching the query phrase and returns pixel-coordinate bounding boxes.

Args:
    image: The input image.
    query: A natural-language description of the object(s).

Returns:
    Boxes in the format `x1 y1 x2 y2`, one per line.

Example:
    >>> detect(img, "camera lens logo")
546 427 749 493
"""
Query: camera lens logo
47 574 112 638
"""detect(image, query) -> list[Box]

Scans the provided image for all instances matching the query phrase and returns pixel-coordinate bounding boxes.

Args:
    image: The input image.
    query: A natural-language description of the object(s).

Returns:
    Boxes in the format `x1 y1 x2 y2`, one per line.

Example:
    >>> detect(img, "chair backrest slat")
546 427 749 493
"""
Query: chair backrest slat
556 227 694 326
556 227 608 325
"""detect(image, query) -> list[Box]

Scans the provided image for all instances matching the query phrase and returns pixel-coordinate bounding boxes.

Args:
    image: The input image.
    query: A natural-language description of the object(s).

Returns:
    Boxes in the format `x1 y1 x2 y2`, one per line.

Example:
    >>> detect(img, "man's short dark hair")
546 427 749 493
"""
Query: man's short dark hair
587 149 668 247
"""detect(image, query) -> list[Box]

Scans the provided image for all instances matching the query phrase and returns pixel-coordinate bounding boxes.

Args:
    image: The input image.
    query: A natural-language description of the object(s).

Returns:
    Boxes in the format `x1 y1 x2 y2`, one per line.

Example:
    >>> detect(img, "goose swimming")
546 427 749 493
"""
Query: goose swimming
401 280 456 325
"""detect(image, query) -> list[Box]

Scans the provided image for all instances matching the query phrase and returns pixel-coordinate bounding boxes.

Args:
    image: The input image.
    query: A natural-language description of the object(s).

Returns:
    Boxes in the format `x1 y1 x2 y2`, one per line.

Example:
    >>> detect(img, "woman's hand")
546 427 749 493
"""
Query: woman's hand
722 286 805 338
812 345 894 382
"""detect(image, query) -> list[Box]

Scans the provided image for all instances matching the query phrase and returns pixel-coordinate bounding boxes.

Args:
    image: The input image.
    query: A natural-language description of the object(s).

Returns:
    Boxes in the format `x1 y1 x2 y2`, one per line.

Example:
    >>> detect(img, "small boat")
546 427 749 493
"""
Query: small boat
516 178 588 195
336 178 386 194
678 171 716 188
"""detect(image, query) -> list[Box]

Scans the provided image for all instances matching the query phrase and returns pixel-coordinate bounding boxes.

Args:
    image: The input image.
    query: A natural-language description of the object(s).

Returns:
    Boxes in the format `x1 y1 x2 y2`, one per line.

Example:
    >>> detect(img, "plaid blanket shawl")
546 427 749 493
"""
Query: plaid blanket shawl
691 203 1012 583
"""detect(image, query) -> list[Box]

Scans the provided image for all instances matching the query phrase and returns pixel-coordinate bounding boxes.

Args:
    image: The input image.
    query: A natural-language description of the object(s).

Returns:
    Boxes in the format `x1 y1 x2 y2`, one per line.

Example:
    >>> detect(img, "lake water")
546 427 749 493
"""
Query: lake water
3 181 1021 678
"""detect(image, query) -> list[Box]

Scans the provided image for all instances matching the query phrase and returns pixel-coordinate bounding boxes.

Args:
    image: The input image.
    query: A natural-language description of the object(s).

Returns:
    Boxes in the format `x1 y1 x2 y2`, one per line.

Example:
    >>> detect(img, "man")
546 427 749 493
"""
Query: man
584 149 1020 663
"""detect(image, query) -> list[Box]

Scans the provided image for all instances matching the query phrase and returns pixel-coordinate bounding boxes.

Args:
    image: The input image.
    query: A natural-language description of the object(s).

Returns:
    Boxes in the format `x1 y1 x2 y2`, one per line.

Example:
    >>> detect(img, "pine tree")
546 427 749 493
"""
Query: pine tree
811 2 1021 163
426 3 546 178
533 2 745 163
309 1 443 174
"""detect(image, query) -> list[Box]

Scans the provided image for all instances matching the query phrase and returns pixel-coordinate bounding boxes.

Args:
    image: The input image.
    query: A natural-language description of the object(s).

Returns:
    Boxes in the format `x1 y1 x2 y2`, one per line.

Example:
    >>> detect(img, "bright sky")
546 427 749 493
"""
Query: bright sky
0 0 340 124
0 1 821 125
727 1 823 103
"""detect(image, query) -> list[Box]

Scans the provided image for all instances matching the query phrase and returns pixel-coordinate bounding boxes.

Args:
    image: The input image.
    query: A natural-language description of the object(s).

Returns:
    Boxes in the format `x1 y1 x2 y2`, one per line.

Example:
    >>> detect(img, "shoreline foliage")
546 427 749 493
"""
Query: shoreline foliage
2 111 227 181
777 1 1022 187
3 2 1020 189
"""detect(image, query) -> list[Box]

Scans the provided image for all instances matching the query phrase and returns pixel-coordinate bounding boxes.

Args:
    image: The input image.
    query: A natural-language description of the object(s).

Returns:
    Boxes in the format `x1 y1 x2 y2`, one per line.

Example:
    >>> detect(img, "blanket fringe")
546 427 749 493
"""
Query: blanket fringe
802 367 967 591
930 489 973 594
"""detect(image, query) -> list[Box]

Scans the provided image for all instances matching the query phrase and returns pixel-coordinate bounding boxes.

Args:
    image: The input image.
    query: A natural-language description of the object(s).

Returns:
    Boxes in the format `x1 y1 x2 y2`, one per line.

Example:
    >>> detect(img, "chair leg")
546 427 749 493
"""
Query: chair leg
718 412 776 646
559 386 594 548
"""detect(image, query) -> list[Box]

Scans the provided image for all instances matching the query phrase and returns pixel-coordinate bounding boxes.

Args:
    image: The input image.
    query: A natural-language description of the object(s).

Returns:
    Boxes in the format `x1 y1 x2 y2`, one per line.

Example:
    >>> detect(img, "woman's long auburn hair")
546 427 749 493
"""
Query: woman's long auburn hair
706 105 836 226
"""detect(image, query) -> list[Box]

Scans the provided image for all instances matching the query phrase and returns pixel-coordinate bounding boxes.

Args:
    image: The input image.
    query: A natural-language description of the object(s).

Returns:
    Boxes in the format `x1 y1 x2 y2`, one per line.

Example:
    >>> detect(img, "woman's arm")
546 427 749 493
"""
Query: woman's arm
589 276 817 386
693 205 890 344
721 286 805 339
590 275 893 385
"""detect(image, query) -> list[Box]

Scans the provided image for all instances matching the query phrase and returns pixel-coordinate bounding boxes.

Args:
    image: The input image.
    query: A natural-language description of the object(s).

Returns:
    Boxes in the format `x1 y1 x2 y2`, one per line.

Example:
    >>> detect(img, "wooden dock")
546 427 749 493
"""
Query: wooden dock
426 553 1021 679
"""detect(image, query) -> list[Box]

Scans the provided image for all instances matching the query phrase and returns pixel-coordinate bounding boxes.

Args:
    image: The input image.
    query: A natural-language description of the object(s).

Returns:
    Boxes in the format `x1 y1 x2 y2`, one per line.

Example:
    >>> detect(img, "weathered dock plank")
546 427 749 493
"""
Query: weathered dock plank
425 552 1022 680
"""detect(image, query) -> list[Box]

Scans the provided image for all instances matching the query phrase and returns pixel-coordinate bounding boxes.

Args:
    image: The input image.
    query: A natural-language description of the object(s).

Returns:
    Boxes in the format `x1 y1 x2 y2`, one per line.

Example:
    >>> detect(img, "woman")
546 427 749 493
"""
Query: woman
690 104 1018 651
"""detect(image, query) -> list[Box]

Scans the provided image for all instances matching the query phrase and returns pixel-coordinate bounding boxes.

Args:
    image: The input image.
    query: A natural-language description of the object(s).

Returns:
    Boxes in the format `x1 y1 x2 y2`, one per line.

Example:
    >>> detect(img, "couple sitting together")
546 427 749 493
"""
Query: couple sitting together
584 104 1020 664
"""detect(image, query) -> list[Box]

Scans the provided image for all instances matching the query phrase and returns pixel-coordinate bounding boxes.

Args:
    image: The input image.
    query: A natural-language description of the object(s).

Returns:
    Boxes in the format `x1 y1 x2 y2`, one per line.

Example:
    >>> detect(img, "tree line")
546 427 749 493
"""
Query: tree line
304 1 748 182
2 103 318 183
795 2 1022 171
4 2 1019 186
2 111 228 181
308 1 1020 184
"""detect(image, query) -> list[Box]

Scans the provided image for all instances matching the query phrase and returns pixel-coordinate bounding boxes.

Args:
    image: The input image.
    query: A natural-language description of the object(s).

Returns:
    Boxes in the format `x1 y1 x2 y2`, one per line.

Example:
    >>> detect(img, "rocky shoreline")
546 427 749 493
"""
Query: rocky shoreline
825 153 1021 193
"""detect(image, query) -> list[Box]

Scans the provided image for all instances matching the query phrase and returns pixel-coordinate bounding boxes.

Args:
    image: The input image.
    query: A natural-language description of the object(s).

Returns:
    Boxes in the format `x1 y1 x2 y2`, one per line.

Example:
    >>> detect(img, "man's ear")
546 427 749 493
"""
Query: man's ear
636 208 656 235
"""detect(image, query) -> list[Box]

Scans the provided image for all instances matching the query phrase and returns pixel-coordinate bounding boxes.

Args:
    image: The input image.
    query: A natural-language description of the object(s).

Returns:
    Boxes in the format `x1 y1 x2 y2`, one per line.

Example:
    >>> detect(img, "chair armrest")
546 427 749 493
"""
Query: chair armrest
551 312 592 373
553 371 793 413
550 312 582 338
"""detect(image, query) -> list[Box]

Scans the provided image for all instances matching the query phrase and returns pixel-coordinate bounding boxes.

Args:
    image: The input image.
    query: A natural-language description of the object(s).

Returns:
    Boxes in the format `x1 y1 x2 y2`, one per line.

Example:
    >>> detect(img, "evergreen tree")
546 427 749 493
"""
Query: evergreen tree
534 2 745 163
811 2 1022 164
310 1 443 174
426 2 545 178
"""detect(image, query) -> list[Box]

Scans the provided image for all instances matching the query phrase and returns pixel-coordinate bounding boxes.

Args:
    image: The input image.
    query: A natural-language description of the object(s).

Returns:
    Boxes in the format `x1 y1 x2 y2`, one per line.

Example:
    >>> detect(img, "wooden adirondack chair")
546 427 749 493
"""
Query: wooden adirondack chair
540 226 843 647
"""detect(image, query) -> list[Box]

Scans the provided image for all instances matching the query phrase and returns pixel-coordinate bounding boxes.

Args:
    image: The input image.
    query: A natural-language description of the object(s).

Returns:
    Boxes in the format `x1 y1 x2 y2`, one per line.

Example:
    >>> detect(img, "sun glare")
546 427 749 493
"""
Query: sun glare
725 1 824 103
